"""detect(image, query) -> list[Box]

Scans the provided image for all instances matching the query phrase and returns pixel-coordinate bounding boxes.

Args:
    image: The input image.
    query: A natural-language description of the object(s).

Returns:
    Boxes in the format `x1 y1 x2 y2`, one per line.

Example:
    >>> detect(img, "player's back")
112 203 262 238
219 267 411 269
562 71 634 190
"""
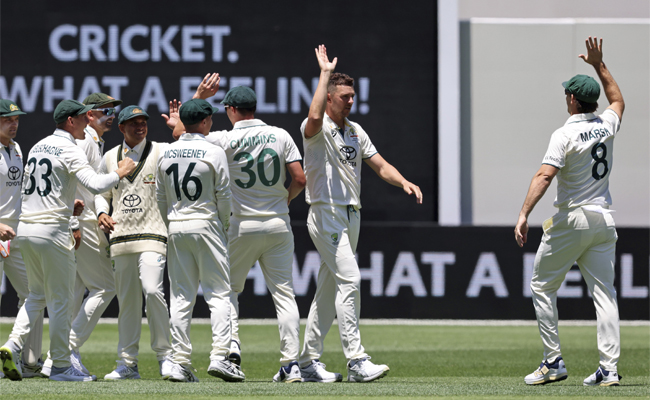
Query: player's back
548 109 621 209
21 131 83 223
157 133 229 222
207 120 301 218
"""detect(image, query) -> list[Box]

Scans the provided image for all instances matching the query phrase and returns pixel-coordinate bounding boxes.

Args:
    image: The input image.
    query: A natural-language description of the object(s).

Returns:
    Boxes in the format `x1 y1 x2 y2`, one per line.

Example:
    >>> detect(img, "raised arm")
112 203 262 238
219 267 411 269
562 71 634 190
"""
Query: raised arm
161 99 182 131
304 45 337 138
365 154 422 204
514 164 559 247
579 37 625 119
193 73 220 100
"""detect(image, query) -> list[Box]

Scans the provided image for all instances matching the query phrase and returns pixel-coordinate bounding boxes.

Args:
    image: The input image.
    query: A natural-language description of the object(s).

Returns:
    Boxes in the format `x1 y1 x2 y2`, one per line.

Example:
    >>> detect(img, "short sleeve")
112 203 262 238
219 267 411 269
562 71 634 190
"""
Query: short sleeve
282 130 302 163
355 123 377 159
600 108 622 135
542 129 567 169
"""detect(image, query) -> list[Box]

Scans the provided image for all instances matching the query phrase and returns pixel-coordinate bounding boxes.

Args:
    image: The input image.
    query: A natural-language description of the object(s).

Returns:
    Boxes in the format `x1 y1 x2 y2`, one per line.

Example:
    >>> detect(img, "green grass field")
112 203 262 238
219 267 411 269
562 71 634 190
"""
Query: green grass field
0 322 648 399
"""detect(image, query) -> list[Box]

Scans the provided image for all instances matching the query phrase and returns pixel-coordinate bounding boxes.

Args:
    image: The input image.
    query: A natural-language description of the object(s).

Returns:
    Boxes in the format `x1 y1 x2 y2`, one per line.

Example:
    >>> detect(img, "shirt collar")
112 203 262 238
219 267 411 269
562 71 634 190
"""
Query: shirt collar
565 112 598 125
179 132 207 141
123 139 147 155
84 126 104 144
233 119 266 130
53 129 77 144
324 114 351 131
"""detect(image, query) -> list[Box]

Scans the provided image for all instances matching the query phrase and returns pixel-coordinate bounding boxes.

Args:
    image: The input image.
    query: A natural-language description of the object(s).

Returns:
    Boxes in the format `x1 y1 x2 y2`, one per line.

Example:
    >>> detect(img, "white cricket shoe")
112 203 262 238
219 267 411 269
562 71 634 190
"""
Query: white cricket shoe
0 340 23 381
49 365 97 382
228 340 241 366
207 359 245 382
347 357 390 382
70 348 90 375
40 355 53 377
159 356 174 379
583 366 621 386
104 364 141 380
273 361 301 383
168 363 199 382
300 359 342 383
524 357 568 385
22 358 45 378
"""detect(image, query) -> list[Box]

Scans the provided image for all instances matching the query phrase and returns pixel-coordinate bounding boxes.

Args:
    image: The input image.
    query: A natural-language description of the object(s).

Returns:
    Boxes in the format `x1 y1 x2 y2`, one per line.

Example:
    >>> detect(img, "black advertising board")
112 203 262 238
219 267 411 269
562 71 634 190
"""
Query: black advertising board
0 1 437 223
2 226 648 320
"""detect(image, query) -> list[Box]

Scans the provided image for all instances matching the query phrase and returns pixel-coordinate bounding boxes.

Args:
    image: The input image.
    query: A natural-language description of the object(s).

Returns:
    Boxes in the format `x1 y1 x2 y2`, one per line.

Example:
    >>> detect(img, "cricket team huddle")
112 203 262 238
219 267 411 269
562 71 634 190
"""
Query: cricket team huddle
0 45 423 383
0 36 628 388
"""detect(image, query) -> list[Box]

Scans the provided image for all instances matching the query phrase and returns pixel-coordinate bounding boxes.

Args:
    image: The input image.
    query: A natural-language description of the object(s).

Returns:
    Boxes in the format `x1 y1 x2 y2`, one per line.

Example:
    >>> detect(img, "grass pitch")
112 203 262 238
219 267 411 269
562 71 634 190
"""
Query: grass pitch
0 322 648 399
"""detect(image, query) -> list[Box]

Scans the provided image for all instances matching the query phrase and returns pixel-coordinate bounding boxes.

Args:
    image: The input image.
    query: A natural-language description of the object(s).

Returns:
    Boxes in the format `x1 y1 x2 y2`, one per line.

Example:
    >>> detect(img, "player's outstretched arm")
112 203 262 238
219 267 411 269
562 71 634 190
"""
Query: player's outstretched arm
193 73 220 100
579 36 625 119
365 154 423 204
514 164 559 247
305 45 337 138
162 99 182 131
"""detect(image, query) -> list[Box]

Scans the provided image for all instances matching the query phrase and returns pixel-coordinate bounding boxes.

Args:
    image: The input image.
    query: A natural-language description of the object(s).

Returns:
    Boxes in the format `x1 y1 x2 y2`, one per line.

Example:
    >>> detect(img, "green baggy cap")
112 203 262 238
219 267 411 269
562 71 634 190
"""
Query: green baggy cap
53 100 94 124
221 86 257 108
118 106 150 124
562 74 600 103
83 92 123 107
0 99 27 117
180 99 219 126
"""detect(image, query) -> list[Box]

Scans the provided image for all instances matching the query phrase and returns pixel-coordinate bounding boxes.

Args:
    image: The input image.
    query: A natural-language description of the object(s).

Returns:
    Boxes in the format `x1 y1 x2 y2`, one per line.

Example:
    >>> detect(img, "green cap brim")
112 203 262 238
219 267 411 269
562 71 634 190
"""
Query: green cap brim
1 110 27 117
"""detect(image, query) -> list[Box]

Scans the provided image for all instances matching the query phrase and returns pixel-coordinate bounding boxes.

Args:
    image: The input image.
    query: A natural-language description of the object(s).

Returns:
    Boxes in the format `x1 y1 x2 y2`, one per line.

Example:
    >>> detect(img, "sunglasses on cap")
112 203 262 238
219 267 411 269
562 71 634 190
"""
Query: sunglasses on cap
94 107 116 116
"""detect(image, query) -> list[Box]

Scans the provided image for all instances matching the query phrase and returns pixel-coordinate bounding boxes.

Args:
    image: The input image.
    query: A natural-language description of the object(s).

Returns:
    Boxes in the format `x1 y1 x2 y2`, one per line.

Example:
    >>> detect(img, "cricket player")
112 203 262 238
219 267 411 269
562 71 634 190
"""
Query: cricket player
157 98 245 383
0 99 135 381
55 93 122 377
0 99 45 378
515 37 625 387
96 106 173 380
176 79 307 382
298 45 422 382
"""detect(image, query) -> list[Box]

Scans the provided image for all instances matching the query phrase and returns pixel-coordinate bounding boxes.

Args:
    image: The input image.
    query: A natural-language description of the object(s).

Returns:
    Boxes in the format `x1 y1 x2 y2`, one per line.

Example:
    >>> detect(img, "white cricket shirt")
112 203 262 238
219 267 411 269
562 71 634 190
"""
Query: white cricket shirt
542 109 621 209
18 129 120 246
301 114 377 207
0 140 24 228
206 119 302 217
157 133 231 229
74 126 105 221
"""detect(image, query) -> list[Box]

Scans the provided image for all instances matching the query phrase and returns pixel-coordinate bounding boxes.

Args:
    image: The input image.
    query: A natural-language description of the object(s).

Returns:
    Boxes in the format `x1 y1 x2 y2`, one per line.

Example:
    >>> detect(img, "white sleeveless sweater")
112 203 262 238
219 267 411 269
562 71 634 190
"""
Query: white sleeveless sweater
103 140 167 256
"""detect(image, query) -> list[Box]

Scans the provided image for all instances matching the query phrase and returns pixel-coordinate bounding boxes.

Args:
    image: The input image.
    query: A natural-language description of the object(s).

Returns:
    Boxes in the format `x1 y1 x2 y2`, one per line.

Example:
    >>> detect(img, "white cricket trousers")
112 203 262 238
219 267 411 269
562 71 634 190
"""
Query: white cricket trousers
531 207 620 371
69 221 115 350
112 251 171 366
229 222 300 366
9 237 75 368
167 220 231 365
299 204 367 365
0 239 44 365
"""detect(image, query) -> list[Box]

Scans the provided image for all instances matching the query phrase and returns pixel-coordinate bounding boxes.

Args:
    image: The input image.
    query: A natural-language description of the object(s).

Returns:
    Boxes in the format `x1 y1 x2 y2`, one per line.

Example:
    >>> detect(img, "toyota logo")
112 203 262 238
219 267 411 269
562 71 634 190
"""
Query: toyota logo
122 194 142 208
339 146 357 160
8 166 20 180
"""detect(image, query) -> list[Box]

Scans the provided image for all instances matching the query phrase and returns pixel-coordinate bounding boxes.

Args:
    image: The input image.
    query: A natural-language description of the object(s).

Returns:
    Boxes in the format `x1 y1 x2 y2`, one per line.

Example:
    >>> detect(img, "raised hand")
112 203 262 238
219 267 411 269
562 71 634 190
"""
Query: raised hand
161 99 182 130
194 73 220 99
315 44 337 73
579 36 603 66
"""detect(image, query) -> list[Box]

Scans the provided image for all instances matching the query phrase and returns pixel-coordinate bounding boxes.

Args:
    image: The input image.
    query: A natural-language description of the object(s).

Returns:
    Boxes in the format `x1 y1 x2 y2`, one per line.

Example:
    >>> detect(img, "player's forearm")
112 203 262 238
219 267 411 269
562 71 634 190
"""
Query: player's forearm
518 173 552 219
593 62 624 110
287 180 305 203
173 120 186 141
77 168 120 195
305 70 331 136
376 162 409 188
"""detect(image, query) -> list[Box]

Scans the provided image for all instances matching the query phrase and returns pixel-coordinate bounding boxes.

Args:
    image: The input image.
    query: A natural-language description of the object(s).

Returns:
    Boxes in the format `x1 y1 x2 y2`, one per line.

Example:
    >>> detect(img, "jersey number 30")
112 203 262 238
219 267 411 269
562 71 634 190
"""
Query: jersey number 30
165 162 202 201
233 149 280 189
